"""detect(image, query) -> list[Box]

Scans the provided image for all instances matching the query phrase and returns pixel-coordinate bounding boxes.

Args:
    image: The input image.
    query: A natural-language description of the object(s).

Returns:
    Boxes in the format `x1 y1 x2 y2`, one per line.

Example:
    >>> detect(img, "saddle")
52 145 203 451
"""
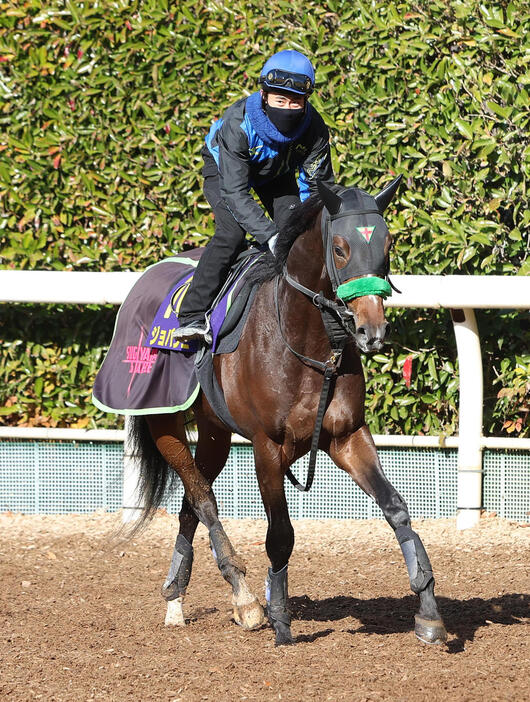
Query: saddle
147 247 264 354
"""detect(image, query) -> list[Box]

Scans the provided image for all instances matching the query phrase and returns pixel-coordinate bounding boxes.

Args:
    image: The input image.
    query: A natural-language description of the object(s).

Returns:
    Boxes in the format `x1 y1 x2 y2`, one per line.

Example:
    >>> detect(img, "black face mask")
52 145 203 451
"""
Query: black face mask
265 104 305 135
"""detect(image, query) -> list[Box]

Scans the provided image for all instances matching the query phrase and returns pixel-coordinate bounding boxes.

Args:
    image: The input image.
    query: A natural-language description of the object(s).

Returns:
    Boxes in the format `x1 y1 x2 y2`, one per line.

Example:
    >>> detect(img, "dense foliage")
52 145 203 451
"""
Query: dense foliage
1 0 528 435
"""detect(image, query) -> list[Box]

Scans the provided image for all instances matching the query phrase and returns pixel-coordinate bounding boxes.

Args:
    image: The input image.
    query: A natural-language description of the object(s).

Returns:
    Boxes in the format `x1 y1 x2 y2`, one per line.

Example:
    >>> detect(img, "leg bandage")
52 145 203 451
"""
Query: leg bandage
265 565 291 626
162 534 194 601
395 525 434 593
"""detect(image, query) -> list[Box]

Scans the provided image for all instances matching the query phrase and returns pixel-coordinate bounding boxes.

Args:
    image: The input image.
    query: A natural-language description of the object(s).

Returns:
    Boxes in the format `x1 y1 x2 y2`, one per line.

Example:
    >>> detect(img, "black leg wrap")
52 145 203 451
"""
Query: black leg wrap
209 522 247 581
395 525 434 594
265 566 291 627
161 534 194 601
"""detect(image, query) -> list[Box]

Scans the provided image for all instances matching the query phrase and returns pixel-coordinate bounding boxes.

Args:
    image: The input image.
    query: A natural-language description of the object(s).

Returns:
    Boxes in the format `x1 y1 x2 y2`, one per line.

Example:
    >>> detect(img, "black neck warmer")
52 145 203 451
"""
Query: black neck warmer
264 104 306 135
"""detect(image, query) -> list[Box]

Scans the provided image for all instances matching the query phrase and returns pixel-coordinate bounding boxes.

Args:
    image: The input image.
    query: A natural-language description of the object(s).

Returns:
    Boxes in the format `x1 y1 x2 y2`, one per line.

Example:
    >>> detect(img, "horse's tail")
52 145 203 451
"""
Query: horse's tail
126 415 181 528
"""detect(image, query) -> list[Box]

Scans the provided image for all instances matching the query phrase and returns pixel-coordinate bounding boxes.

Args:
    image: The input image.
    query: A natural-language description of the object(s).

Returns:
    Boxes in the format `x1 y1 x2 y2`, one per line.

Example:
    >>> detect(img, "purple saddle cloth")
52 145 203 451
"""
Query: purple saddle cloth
92 249 262 415
146 250 262 354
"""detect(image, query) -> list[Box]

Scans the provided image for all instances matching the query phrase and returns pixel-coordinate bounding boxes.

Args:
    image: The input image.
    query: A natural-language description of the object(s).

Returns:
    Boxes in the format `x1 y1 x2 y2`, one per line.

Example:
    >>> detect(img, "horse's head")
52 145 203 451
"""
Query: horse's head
318 176 401 353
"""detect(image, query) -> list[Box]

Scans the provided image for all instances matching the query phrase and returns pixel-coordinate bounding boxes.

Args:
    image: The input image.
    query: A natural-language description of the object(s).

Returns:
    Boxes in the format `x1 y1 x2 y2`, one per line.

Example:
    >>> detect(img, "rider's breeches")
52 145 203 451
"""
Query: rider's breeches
178 174 247 324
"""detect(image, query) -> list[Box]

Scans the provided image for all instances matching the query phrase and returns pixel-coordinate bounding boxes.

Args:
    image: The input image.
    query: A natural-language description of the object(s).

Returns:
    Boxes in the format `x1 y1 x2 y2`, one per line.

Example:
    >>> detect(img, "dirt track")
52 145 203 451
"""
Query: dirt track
1 512 528 701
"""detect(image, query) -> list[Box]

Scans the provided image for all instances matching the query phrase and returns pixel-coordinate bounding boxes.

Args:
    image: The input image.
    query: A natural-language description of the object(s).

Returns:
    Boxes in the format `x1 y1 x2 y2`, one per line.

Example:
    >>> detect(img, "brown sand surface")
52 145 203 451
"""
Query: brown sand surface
1 512 528 701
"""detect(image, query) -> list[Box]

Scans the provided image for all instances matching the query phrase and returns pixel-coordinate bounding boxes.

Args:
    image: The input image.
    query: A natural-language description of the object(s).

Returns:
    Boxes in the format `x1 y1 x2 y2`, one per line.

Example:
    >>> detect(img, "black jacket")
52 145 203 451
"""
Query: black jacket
203 92 334 244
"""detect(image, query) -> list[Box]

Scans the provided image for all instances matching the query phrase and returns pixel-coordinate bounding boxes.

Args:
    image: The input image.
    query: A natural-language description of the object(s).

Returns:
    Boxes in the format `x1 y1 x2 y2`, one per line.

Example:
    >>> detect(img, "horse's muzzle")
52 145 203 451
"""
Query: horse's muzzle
354 321 390 353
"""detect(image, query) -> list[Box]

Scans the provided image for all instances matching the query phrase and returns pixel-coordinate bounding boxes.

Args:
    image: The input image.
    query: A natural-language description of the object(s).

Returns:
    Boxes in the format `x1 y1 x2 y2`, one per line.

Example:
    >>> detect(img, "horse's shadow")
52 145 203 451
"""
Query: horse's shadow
289 593 529 652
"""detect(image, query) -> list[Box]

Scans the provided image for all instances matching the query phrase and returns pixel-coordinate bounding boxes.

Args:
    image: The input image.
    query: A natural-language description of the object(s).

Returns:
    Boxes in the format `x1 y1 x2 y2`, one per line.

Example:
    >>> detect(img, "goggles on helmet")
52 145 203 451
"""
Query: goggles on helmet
259 68 313 95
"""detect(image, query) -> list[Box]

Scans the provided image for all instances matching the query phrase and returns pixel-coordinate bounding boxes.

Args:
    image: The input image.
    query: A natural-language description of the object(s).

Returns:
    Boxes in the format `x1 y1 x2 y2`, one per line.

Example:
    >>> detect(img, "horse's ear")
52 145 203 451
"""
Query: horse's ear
375 174 402 212
317 180 342 216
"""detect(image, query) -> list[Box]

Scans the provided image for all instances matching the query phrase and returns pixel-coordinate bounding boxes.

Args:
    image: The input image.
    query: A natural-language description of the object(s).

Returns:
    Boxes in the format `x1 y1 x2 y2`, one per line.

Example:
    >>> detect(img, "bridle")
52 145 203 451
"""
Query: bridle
275 190 399 492
276 200 397 367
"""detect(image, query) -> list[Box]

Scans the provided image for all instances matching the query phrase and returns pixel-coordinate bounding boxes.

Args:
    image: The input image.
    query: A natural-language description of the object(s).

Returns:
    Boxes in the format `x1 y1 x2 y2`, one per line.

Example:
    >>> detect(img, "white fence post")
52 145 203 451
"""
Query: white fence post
451 308 483 530
122 416 144 523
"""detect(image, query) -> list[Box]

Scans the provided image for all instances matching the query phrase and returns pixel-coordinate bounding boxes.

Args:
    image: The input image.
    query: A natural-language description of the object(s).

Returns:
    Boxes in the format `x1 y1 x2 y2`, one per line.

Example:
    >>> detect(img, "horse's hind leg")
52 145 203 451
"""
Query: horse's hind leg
162 423 224 626
147 414 264 630
329 426 447 645
163 515 194 626
162 416 232 625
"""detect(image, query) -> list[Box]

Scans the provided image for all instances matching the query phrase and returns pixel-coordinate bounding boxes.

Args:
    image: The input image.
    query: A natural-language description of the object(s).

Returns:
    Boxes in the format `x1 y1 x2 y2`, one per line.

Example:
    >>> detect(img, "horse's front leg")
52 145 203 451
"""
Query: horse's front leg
329 425 447 644
253 435 295 646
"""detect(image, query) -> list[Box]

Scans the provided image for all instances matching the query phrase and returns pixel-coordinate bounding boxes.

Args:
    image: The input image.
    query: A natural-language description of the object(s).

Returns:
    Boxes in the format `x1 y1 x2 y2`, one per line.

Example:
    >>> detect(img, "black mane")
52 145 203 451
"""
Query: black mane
247 193 323 287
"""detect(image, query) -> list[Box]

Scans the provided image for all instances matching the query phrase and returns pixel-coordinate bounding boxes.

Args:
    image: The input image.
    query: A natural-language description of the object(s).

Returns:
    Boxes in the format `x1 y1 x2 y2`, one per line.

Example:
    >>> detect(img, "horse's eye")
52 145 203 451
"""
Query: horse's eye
334 245 345 258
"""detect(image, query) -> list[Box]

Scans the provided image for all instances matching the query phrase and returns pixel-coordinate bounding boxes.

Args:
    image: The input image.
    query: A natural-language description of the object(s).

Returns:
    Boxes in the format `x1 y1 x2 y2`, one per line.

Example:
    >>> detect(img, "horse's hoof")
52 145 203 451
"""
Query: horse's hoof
165 596 186 627
273 621 294 646
233 598 265 630
414 615 448 644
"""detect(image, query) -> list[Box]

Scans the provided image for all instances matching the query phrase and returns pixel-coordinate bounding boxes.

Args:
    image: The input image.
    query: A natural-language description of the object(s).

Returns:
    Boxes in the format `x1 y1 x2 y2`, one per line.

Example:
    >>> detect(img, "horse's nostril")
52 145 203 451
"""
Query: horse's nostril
357 326 367 337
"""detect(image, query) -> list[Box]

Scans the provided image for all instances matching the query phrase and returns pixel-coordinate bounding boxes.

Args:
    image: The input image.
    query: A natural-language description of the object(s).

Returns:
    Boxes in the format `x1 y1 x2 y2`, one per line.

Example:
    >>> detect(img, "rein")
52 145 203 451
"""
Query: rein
274 274 350 492
275 186 400 492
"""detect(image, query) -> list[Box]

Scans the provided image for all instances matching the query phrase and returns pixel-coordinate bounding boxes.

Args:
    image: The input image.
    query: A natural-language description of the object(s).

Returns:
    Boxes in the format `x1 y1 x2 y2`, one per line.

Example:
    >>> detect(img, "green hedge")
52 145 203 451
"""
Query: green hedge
1 303 118 428
0 0 528 435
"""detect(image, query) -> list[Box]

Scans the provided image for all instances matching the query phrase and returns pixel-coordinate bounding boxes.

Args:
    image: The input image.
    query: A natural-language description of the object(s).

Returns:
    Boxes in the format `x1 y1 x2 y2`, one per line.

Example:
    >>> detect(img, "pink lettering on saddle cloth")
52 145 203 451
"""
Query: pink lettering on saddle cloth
123 344 158 374
122 331 159 397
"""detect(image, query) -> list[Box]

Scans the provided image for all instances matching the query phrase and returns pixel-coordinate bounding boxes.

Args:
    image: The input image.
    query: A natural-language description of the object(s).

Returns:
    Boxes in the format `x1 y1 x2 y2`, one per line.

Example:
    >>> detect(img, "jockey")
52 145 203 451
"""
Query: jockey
175 49 335 342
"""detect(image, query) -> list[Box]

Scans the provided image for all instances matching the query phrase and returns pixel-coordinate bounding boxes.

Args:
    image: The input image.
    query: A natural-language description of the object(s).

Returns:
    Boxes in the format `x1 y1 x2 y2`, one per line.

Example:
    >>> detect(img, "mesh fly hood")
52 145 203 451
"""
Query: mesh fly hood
317 177 402 299
320 187 389 288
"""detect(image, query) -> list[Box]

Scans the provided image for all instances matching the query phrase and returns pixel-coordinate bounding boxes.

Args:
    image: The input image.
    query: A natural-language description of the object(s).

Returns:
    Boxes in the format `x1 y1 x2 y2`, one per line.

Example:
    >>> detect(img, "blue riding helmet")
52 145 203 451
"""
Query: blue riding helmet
259 50 315 95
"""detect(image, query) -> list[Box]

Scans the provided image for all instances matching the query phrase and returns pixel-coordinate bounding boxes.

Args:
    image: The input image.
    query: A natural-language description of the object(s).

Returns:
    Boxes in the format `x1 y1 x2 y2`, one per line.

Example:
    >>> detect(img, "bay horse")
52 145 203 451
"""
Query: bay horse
130 177 448 646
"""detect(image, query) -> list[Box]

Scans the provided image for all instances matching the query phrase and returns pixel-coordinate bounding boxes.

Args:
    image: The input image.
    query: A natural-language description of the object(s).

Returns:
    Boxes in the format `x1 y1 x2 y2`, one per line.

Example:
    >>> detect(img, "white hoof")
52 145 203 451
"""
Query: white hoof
165 596 186 627
233 598 265 630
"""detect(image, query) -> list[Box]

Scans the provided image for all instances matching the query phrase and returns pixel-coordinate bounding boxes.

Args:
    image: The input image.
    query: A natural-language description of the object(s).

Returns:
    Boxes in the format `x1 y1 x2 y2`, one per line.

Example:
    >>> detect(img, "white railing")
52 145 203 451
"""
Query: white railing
1 270 529 528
